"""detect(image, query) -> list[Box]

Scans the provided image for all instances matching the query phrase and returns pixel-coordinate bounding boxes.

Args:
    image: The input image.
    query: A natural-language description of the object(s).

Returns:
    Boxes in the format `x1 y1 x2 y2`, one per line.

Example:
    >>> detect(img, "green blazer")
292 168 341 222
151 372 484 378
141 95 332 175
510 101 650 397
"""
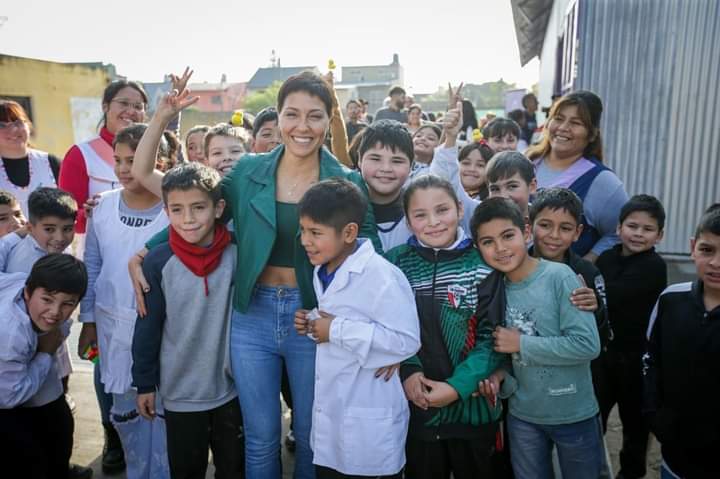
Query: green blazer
220 145 380 312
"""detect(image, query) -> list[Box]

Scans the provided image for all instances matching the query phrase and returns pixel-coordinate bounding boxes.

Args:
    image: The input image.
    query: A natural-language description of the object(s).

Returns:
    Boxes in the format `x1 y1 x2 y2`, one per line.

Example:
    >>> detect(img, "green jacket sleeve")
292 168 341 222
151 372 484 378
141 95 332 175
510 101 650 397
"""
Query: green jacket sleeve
446 336 505 400
145 228 169 250
400 354 423 382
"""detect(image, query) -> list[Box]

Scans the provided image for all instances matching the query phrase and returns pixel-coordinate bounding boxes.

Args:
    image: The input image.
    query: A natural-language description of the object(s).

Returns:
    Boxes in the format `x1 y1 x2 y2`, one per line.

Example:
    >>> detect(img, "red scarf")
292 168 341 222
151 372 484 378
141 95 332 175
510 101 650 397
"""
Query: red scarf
169 223 231 296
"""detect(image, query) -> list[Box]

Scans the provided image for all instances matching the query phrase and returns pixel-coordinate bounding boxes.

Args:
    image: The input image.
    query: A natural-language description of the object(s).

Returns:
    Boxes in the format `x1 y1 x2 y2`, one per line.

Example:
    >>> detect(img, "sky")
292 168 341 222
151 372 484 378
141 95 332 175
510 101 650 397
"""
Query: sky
0 0 539 94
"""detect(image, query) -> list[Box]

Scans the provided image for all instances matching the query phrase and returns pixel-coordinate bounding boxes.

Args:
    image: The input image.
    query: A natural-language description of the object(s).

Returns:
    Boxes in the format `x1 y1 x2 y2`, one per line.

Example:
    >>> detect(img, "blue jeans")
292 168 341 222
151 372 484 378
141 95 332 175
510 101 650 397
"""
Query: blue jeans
231 286 316 479
111 390 169 479
508 414 603 479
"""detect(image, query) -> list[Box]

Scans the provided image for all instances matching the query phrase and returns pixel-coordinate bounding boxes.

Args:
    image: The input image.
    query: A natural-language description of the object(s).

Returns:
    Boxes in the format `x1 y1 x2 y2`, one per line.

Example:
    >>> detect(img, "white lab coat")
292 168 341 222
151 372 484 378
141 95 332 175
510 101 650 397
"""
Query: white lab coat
81 189 168 394
0 273 68 408
310 239 421 476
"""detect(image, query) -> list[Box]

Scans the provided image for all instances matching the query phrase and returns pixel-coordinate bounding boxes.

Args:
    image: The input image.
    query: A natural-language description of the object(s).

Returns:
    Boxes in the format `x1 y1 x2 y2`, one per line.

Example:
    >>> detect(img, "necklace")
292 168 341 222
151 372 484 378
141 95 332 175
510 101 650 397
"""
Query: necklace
287 178 302 197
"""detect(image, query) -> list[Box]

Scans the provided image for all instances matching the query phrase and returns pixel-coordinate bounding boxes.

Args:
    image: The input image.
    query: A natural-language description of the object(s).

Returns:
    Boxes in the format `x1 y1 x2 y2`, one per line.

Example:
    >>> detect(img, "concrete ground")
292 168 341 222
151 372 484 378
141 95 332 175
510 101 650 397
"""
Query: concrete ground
67 326 296 478
68 349 660 479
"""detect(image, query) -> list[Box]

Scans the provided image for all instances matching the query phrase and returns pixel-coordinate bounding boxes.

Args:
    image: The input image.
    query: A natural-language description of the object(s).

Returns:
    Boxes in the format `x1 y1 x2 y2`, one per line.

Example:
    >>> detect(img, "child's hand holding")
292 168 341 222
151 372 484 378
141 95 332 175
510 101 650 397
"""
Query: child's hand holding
308 311 335 343
571 287 598 311
137 392 156 420
375 363 400 381
571 275 598 311
493 326 521 353
83 193 102 219
129 248 150 317
474 369 506 408
37 329 64 355
77 323 97 357
294 309 310 335
403 372 430 410
420 377 459 408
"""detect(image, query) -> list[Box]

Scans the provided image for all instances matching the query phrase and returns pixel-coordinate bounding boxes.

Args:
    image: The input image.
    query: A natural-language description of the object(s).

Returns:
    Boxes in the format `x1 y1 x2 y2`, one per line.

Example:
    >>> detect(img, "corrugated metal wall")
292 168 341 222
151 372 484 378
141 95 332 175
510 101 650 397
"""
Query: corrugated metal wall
576 0 719 255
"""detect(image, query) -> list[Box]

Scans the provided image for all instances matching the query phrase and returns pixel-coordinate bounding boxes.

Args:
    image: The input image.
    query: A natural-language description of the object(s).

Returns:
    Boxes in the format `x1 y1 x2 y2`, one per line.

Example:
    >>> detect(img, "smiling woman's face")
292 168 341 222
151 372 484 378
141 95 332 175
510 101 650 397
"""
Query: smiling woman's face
103 86 146 134
278 91 329 159
547 104 591 158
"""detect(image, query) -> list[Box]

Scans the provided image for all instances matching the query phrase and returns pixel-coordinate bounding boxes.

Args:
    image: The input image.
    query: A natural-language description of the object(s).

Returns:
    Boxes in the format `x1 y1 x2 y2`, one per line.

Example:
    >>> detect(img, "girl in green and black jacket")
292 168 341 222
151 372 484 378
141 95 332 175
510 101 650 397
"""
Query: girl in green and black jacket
385 175 506 479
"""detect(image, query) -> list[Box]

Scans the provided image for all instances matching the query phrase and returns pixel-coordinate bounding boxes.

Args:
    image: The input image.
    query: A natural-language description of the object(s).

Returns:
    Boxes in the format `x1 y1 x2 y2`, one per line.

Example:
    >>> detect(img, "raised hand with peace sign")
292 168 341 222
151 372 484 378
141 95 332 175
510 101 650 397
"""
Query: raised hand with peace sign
448 82 464 110
442 101 464 148
155 70 199 124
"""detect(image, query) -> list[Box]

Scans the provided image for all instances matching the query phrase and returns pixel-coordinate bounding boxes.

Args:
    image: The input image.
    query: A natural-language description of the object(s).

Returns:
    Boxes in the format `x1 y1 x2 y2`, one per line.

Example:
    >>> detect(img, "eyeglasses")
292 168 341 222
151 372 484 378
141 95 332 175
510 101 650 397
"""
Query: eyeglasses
111 99 146 112
0 120 26 130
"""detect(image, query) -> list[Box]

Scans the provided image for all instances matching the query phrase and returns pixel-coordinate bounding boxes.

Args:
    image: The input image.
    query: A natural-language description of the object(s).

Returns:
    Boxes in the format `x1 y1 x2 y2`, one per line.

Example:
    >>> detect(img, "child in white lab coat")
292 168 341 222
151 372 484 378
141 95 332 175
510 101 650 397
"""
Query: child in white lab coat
294 178 421 479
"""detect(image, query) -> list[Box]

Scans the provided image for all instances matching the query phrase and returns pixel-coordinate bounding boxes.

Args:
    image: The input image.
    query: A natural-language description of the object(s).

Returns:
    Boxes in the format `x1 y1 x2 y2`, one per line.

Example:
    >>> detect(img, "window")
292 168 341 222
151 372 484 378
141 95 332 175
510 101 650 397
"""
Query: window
211 95 222 105
560 0 580 94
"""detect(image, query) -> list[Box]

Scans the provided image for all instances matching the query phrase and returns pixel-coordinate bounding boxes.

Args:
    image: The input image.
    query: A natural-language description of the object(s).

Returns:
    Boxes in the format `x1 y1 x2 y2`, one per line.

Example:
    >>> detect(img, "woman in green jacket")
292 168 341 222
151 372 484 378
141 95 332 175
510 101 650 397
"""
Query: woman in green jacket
130 71 379 479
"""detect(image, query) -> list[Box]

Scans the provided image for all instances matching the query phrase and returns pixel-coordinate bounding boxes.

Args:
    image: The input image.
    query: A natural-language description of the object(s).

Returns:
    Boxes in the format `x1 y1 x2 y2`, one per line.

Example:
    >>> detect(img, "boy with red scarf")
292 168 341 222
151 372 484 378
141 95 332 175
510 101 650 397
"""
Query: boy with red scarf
131 162 244 478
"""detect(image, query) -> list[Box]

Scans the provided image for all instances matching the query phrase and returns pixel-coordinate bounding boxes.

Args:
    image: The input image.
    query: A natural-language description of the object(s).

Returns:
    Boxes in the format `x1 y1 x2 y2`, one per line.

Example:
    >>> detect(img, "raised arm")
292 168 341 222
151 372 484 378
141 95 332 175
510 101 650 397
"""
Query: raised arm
132 69 198 197
325 71 352 168
430 101 480 232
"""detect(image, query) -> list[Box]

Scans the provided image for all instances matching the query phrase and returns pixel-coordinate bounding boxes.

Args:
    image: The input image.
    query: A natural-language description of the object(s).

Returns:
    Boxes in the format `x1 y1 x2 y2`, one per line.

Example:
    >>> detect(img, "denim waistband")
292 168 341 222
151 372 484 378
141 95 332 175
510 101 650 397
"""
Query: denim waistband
252 284 301 300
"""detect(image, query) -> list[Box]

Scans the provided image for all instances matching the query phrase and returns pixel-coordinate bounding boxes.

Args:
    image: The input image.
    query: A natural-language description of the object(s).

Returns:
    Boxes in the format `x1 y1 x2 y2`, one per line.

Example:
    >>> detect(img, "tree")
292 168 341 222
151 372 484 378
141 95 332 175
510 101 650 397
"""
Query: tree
242 81 282 114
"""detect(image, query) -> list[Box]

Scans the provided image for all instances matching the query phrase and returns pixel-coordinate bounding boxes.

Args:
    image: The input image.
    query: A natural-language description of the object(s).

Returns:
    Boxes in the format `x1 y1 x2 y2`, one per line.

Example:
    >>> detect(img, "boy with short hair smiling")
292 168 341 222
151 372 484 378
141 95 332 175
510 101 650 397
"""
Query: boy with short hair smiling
471 197 602 479
131 162 244 479
293 178 420 479
0 254 87 479
529 187 609 345
0 186 77 421
356 119 415 250
643 205 720 478
485 151 537 222
0 190 26 237
595 194 667 479
0 187 76 272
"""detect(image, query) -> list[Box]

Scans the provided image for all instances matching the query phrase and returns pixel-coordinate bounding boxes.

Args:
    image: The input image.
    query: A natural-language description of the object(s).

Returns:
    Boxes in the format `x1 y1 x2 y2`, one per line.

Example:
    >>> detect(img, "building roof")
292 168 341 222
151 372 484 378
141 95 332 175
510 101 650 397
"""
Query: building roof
510 0 554 66
247 66 318 90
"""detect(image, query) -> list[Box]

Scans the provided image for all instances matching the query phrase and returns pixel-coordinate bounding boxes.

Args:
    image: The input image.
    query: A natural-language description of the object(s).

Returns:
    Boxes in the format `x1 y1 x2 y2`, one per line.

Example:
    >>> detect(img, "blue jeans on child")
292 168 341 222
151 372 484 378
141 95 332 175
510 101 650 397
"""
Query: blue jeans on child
111 389 170 479
230 286 317 479
508 414 603 479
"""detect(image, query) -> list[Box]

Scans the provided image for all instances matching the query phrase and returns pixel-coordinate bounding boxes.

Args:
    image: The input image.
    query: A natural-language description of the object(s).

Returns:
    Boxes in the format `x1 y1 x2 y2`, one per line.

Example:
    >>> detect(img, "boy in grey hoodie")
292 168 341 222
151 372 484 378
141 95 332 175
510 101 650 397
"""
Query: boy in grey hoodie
131 163 244 478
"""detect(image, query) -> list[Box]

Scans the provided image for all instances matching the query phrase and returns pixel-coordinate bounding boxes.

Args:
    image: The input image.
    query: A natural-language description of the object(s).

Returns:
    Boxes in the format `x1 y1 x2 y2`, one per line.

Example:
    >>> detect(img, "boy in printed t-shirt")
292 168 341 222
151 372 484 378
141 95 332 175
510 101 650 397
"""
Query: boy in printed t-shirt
472 197 602 479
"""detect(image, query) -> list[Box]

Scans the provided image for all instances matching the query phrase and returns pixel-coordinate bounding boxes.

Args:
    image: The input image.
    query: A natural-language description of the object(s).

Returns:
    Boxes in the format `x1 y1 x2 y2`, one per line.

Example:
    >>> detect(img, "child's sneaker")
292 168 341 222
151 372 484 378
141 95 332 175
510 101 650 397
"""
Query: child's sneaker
68 463 93 478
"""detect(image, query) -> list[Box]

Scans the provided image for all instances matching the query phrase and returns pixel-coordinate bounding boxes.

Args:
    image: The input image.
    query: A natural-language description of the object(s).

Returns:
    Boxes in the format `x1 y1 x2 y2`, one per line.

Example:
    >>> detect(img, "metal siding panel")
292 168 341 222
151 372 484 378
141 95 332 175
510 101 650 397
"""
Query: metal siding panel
574 0 720 255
